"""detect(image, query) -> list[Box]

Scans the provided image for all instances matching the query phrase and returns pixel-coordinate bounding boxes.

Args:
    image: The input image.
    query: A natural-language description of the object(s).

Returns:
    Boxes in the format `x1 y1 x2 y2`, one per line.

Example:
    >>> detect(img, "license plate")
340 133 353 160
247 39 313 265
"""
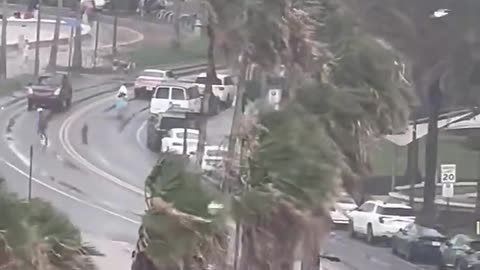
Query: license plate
431 241 441 246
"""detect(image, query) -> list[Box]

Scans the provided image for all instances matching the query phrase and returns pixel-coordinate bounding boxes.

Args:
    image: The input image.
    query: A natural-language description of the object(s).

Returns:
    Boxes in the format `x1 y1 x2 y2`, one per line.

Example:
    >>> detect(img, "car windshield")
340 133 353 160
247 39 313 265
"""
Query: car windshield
470 241 480 251
38 75 62 86
206 149 225 157
337 196 355 204
175 132 198 140
141 71 165 78
379 207 413 216
195 77 222 85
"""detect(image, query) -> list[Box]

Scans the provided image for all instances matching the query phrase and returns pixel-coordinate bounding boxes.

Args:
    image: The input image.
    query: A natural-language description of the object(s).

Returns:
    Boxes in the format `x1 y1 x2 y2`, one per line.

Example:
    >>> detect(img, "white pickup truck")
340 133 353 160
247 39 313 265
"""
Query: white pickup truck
194 73 237 108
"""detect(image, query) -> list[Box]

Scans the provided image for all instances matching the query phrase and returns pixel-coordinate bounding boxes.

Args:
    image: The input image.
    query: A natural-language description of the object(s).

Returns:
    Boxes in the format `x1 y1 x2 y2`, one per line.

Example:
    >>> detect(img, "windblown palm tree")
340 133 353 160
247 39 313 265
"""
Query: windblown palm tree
0 179 96 270
132 154 228 270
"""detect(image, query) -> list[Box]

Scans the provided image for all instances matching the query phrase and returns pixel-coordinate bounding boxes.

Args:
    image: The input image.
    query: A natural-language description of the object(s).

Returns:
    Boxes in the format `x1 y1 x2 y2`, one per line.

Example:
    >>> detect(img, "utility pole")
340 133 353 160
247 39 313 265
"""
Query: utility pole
409 119 418 207
28 146 33 201
34 0 42 76
0 0 7 80
93 19 100 67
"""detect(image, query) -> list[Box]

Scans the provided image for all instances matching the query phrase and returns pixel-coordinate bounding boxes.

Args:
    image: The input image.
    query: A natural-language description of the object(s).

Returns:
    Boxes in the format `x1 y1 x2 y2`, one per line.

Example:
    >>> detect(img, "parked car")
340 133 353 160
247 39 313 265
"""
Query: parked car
161 128 199 155
26 73 73 112
149 82 202 114
194 72 237 108
134 69 175 99
202 145 227 173
348 200 415 243
330 193 357 226
439 234 480 270
391 223 446 262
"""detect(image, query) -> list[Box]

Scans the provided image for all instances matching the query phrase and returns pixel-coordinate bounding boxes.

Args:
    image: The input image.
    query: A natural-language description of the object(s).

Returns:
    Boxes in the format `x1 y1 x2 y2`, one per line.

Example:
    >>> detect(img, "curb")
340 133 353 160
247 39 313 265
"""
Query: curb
388 191 476 209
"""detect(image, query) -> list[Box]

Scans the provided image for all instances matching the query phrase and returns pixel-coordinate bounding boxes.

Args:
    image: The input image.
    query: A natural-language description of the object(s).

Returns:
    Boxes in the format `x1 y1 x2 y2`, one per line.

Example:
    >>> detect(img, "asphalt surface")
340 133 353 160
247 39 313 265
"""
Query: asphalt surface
0 73 438 270
324 230 436 270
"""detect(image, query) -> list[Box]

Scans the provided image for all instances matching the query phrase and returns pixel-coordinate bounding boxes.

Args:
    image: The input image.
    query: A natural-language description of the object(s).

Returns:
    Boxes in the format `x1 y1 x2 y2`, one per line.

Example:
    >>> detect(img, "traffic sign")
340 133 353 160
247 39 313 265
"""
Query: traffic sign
442 183 454 198
440 164 456 183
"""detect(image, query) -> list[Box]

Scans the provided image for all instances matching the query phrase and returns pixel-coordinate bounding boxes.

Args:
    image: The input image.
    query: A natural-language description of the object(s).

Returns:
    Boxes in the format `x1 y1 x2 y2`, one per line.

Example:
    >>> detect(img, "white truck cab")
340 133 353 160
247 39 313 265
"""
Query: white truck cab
194 73 237 108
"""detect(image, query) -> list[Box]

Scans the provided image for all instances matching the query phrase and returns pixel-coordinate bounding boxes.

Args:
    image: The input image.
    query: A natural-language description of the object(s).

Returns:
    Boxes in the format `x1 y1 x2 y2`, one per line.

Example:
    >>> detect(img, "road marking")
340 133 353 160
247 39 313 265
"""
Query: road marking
0 158 140 225
59 95 144 196
136 120 147 150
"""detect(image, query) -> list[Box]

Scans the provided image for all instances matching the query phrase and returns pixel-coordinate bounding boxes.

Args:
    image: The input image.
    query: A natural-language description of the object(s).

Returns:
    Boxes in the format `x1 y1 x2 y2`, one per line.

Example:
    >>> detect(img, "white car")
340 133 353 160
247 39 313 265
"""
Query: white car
194 73 237 108
161 128 199 155
202 145 227 172
134 69 175 99
150 82 202 114
348 200 415 243
330 193 357 225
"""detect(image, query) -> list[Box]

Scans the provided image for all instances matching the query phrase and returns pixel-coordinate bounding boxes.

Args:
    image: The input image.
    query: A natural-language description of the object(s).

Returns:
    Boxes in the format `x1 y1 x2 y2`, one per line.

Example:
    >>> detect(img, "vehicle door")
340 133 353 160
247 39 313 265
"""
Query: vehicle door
224 76 237 98
169 87 189 110
355 202 375 233
442 235 466 266
186 86 202 112
150 87 171 114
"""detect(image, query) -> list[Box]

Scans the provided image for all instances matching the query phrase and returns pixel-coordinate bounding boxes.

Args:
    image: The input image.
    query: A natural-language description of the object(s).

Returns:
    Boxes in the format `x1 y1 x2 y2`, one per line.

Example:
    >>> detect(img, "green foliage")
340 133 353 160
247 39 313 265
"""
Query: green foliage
142 154 228 268
0 180 92 270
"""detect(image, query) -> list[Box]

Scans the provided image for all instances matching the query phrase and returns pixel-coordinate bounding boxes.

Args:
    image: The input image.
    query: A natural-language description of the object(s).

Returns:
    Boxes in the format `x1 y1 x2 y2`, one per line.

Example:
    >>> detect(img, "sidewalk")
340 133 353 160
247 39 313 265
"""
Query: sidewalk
82 234 134 270
4 20 138 79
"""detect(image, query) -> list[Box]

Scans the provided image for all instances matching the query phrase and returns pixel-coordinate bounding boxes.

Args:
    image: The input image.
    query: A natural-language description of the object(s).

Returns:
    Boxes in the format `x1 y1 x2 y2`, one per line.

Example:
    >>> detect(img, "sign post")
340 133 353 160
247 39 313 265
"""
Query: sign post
440 164 456 214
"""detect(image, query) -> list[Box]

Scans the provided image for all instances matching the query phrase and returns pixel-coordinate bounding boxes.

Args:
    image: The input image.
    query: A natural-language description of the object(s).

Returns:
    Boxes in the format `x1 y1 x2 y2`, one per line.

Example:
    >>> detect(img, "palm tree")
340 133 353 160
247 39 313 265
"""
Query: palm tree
0 179 96 270
0 0 7 80
47 0 63 70
72 0 83 70
132 154 228 270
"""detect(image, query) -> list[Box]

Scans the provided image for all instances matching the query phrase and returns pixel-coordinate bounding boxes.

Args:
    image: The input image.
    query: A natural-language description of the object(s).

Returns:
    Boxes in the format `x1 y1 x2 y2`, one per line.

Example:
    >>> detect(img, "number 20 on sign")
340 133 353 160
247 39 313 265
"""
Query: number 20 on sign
440 164 456 183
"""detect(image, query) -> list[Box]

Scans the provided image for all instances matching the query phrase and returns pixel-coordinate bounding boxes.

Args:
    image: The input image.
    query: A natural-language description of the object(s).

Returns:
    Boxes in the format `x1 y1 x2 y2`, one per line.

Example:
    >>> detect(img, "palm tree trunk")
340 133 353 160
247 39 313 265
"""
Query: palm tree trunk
112 0 118 56
0 0 7 80
171 0 182 49
72 1 82 70
421 79 442 226
225 53 248 192
47 0 62 70
196 15 217 166
476 153 480 216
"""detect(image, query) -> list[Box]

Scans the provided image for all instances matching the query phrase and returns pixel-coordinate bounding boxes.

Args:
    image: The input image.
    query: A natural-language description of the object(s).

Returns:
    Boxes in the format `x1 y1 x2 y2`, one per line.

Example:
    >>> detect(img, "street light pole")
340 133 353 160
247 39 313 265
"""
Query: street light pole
112 0 118 56
28 145 33 201
93 19 100 67
34 0 42 76
409 119 418 207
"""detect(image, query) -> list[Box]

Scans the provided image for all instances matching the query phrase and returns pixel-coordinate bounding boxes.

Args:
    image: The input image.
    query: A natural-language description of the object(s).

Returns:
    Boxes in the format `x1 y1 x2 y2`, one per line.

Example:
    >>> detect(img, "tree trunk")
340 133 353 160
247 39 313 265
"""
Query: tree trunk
171 0 182 49
0 0 7 80
224 53 248 192
47 0 62 70
112 1 118 56
196 16 217 166
421 79 442 226
72 2 82 70
476 153 480 216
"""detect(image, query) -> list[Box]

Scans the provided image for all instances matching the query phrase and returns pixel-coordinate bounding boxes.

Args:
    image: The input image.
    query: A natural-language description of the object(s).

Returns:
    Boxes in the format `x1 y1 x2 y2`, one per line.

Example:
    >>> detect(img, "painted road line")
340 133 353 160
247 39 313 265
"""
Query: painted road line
0 158 140 225
59 94 144 195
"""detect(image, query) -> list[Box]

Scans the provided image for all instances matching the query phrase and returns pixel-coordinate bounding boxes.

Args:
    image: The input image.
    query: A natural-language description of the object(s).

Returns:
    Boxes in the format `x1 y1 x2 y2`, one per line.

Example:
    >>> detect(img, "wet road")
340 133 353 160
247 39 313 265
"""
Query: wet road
0 72 435 270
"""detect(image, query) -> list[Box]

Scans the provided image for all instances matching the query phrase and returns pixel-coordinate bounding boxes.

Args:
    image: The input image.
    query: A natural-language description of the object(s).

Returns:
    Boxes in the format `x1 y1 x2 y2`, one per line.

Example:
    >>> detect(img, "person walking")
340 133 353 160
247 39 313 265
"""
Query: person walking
37 107 48 146
22 40 31 71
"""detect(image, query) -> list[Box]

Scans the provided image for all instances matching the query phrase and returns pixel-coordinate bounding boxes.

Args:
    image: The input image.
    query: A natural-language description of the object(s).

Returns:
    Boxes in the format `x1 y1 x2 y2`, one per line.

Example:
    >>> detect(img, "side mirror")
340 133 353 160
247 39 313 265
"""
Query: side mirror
445 241 453 247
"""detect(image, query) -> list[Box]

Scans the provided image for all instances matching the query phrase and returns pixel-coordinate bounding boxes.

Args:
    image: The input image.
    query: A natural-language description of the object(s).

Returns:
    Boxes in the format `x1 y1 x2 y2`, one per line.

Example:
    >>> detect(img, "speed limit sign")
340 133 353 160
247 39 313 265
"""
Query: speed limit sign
440 164 456 183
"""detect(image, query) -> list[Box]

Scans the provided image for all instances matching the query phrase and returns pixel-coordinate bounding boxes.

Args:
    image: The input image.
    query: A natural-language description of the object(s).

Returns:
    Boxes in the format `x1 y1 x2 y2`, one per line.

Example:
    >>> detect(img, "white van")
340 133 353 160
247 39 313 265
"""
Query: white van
150 82 202 114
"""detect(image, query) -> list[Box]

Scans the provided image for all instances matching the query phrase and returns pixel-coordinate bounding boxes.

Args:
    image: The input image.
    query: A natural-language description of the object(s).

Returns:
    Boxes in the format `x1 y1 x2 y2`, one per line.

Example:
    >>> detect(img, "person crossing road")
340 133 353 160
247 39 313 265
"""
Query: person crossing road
37 107 48 146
